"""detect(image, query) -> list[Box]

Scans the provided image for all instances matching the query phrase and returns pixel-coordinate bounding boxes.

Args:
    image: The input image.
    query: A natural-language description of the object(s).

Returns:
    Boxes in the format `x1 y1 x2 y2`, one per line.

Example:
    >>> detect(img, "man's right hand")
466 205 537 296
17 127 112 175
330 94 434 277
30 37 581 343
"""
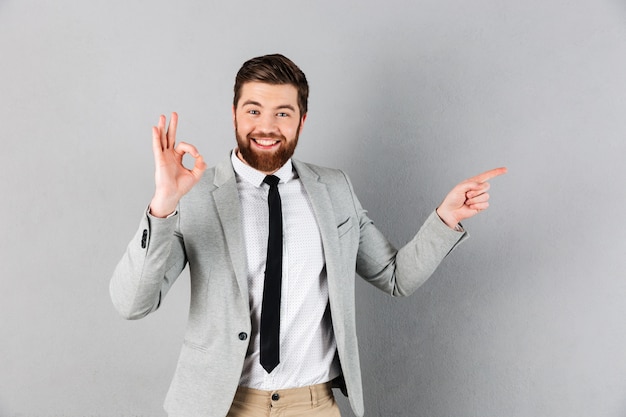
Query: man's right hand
149 112 207 218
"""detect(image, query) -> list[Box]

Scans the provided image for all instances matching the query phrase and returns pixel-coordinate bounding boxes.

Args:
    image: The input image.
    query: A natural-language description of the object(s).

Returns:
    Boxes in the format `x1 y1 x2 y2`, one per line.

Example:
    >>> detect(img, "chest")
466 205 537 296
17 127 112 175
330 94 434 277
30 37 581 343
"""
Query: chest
239 180 324 276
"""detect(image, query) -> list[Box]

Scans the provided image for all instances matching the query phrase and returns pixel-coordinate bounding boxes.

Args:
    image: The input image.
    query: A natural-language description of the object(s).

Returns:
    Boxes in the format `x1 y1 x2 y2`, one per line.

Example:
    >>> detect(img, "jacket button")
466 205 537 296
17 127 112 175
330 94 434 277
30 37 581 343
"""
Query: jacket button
238 332 248 341
271 393 280 401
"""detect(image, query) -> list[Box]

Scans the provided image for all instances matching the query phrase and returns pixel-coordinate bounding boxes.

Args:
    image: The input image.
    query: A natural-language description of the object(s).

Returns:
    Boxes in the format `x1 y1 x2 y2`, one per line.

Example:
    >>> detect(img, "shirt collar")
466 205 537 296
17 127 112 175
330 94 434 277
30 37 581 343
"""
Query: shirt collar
231 149 295 187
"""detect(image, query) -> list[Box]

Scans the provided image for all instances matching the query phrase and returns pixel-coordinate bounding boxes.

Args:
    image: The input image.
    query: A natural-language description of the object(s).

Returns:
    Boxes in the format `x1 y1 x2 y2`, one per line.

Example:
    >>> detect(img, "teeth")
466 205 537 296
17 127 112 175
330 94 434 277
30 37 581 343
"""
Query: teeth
255 139 277 146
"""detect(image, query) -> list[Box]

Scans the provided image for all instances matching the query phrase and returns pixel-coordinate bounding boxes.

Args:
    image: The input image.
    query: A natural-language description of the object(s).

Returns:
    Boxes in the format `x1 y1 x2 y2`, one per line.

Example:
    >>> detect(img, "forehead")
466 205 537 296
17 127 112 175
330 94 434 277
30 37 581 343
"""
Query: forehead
238 82 298 107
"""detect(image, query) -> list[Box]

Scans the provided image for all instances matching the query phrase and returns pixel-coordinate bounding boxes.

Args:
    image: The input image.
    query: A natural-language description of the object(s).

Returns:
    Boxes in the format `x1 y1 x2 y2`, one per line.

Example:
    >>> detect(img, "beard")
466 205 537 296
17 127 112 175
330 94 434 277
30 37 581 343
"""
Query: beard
235 119 300 173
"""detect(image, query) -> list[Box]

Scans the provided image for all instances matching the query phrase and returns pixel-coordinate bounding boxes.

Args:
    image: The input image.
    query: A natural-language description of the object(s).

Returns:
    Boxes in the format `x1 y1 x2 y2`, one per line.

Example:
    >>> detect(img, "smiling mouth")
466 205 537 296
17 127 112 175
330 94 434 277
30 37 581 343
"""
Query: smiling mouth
252 138 280 148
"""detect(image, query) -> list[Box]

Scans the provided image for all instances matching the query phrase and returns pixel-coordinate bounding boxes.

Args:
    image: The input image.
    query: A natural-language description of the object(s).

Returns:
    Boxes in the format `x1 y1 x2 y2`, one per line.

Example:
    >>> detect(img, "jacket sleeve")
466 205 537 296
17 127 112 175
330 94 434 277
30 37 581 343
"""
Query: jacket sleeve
109 209 187 320
344 172 468 297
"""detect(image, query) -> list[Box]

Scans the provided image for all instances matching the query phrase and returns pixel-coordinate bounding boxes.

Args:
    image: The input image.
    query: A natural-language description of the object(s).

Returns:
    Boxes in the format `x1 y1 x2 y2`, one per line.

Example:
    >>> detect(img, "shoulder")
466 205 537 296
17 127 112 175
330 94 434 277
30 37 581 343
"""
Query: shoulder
293 159 360 210
293 159 352 185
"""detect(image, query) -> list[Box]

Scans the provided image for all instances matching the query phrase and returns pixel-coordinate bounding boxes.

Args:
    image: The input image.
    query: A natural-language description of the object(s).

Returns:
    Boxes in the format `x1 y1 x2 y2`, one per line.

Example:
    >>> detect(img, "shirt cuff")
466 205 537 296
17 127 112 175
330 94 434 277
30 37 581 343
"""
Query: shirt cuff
147 206 178 219
434 211 465 233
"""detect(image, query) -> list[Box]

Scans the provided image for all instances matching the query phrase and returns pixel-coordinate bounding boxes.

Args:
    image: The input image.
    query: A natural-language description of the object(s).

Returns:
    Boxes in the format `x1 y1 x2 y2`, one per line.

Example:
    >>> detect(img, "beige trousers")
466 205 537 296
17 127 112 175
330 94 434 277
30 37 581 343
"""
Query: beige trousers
226 382 341 417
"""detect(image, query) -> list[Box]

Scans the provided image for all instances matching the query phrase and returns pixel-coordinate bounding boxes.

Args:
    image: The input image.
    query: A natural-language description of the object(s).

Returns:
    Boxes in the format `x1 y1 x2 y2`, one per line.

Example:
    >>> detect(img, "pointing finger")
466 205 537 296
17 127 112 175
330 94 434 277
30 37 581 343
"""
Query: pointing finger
468 167 508 184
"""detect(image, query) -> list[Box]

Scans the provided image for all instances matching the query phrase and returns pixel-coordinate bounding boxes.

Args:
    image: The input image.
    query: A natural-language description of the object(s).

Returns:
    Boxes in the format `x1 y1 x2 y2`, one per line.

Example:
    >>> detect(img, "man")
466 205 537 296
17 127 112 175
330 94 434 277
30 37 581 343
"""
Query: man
110 54 506 417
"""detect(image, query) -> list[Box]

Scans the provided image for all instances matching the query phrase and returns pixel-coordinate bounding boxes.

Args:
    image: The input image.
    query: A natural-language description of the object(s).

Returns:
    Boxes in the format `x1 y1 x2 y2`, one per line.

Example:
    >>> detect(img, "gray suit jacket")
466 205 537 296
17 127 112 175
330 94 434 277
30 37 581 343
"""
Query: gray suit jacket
110 157 467 417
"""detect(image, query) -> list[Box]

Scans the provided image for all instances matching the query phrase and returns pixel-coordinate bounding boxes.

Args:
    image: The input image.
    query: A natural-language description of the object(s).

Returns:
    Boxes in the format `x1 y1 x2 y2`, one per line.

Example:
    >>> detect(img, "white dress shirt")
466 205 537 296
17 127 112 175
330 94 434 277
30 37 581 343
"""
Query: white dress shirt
231 151 341 390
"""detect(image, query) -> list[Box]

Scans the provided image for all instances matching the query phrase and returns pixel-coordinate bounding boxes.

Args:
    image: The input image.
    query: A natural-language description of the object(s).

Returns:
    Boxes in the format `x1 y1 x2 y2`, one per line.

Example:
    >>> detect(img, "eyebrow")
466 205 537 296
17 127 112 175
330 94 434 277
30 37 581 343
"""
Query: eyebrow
241 100 296 112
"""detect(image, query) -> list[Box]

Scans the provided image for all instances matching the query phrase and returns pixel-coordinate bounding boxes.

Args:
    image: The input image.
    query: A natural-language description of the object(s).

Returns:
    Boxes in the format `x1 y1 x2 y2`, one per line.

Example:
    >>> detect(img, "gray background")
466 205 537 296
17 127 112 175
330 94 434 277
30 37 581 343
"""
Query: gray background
1 0 625 416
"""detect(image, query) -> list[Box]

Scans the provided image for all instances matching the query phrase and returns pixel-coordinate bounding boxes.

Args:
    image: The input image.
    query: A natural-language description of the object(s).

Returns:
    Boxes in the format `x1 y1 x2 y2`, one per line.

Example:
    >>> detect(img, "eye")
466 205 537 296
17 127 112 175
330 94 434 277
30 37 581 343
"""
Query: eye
277 112 289 117
247 109 260 115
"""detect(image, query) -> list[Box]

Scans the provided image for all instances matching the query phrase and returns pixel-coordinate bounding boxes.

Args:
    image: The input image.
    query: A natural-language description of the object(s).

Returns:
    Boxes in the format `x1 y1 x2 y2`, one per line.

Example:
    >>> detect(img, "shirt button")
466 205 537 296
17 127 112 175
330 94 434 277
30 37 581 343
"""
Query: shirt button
271 393 280 401
238 332 248 341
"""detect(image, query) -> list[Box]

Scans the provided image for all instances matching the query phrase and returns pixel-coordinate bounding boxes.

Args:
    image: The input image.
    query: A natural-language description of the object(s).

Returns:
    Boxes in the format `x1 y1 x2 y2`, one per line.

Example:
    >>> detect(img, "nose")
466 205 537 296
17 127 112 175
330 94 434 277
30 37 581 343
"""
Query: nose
257 113 278 134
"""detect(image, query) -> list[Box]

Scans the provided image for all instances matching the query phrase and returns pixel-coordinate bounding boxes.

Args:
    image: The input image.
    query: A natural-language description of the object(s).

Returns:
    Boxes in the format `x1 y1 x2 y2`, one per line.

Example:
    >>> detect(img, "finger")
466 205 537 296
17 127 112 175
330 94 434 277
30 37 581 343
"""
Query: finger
152 126 163 161
191 154 207 179
455 180 488 199
466 192 489 206
156 115 167 150
465 182 490 199
468 167 508 184
166 112 178 149
174 141 201 158
152 115 167 151
175 141 207 180
466 201 489 211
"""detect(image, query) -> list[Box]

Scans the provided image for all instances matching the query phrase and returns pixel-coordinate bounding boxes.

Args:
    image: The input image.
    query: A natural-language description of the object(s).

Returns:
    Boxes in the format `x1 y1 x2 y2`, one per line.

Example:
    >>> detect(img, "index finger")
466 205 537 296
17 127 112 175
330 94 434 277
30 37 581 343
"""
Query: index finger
469 167 508 183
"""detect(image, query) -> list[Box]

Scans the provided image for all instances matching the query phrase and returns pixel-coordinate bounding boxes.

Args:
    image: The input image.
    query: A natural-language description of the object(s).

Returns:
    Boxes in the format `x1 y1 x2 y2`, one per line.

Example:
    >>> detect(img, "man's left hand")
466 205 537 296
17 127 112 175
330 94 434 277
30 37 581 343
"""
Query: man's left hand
436 167 508 229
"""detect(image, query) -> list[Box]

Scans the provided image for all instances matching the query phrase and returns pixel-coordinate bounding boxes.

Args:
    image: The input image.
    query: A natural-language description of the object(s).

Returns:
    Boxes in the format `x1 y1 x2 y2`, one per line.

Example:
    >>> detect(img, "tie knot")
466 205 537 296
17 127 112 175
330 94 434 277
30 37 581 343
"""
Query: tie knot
263 175 280 188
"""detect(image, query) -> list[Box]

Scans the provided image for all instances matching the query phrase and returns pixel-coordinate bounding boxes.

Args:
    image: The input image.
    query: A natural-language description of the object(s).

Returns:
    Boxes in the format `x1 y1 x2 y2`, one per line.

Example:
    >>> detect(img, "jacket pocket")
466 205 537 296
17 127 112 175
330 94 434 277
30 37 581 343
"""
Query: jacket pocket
183 339 209 353
336 217 355 238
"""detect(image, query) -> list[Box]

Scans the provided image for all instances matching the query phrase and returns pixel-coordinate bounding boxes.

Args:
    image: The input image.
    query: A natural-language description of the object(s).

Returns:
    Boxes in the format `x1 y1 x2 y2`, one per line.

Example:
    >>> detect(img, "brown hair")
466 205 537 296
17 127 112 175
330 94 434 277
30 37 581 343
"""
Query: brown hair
233 54 309 115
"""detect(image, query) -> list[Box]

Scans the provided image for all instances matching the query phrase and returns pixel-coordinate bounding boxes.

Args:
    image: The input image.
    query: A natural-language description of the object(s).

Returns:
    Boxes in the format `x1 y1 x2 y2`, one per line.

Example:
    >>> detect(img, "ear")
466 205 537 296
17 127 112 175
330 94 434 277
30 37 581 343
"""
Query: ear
299 113 307 134
232 105 237 129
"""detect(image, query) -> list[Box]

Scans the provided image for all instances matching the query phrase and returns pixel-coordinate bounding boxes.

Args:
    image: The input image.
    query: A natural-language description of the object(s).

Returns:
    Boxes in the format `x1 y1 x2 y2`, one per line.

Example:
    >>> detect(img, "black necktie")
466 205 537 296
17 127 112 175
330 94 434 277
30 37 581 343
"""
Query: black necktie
260 175 282 373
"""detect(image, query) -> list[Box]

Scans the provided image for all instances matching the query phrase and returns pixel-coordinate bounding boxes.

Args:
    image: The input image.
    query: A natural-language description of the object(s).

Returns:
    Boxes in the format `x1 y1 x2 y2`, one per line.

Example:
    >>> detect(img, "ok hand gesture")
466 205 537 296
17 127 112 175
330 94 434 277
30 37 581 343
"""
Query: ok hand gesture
436 167 507 229
149 113 207 218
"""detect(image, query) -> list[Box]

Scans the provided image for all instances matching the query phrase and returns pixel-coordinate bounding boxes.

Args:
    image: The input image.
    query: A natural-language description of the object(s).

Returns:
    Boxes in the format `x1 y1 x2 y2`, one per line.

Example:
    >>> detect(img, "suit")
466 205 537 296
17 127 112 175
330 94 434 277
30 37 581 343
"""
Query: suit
110 156 467 417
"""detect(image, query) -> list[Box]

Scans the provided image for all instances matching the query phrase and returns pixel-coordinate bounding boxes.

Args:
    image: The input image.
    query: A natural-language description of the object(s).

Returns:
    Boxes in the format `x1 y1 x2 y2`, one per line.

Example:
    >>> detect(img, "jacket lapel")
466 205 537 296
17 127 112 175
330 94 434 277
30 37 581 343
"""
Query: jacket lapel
293 160 342 300
211 157 343 305
212 158 249 298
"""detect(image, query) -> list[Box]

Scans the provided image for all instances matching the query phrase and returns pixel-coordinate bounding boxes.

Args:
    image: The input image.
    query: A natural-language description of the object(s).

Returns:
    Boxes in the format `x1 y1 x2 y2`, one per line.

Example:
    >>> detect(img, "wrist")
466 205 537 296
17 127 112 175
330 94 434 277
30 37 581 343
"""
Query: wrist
436 207 459 229
149 195 179 218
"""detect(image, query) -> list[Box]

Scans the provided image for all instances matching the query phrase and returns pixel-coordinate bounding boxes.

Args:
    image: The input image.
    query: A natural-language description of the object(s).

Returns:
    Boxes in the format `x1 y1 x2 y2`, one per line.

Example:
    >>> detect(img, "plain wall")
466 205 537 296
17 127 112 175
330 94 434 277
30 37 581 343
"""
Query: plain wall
1 0 626 416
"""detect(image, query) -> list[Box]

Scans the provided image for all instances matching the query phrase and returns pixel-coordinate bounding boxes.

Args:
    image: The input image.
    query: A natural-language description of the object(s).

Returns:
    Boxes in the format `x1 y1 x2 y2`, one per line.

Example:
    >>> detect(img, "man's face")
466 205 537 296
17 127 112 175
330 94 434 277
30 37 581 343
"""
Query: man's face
233 82 306 174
